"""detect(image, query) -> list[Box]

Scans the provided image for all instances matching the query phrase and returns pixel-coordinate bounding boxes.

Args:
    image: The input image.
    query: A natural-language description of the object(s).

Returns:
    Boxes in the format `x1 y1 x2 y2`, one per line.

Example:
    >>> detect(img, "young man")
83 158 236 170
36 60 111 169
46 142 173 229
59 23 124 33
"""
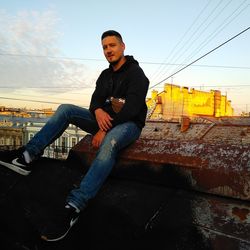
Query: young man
0 30 149 241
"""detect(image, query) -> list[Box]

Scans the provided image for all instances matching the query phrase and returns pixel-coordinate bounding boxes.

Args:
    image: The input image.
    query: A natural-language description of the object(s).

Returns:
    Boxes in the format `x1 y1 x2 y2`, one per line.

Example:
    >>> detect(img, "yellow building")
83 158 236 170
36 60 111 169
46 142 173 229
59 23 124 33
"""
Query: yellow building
147 83 234 120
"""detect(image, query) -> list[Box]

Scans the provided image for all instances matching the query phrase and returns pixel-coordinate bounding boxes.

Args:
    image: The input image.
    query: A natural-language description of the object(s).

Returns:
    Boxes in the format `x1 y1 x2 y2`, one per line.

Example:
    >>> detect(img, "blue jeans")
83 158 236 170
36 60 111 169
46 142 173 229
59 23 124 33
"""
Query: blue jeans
26 104 141 210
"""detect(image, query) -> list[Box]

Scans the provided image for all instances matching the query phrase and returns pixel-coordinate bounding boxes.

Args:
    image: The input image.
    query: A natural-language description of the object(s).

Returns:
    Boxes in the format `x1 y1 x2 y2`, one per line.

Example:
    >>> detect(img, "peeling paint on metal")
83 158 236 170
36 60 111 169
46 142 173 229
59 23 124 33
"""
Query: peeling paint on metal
231 207 250 222
71 118 250 248
191 199 213 226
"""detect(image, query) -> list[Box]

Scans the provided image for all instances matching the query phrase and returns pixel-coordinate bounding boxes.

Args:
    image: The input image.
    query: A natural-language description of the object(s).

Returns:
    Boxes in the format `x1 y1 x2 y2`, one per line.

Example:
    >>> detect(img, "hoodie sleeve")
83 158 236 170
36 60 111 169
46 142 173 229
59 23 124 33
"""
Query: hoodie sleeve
111 66 149 127
89 72 108 115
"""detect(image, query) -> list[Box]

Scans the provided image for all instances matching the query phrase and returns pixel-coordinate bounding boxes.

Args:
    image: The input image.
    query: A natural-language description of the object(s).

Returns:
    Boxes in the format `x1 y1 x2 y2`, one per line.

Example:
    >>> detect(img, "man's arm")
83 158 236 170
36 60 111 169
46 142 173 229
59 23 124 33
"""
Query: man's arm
89 72 113 132
111 68 149 127
92 129 106 148
89 73 107 116
94 108 113 132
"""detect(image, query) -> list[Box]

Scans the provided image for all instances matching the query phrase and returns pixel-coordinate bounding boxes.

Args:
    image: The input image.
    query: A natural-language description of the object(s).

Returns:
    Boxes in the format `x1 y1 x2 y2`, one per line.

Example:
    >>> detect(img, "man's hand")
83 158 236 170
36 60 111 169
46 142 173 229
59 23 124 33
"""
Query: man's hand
95 108 113 132
92 129 107 148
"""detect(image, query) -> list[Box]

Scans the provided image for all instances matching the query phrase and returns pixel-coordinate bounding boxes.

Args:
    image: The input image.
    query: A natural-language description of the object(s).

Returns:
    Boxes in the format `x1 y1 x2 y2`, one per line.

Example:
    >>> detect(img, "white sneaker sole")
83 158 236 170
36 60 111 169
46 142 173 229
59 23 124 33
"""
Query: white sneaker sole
41 217 79 242
0 160 30 176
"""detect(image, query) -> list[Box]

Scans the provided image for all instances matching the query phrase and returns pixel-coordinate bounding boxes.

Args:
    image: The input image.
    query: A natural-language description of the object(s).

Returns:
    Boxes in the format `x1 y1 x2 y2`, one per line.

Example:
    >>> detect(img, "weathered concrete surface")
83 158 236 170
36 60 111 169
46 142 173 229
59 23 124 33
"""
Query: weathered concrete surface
72 135 250 201
0 118 249 249
140 118 250 144
0 157 210 250
69 119 250 250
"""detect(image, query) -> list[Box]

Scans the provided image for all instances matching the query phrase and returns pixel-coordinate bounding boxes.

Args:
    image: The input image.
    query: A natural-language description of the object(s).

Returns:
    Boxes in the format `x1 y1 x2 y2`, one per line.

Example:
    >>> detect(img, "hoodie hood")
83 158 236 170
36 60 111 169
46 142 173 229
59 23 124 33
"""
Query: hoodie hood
109 55 139 72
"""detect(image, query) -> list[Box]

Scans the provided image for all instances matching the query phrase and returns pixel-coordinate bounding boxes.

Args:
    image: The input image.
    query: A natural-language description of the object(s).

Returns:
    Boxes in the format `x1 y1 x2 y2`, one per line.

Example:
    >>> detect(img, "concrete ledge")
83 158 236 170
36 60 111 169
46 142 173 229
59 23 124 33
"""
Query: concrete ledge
67 134 250 249
69 134 250 201
0 131 249 249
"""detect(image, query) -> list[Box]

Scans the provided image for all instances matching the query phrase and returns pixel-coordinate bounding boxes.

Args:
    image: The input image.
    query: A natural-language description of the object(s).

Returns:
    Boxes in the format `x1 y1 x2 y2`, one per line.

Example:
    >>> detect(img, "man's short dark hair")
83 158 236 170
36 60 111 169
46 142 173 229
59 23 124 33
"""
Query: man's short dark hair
101 30 123 42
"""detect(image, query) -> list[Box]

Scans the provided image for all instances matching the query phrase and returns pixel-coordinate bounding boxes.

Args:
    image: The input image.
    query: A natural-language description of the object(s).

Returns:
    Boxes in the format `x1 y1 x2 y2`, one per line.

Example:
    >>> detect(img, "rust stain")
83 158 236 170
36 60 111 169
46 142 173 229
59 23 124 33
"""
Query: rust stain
232 207 250 221
73 125 250 201
190 169 249 199
71 119 250 246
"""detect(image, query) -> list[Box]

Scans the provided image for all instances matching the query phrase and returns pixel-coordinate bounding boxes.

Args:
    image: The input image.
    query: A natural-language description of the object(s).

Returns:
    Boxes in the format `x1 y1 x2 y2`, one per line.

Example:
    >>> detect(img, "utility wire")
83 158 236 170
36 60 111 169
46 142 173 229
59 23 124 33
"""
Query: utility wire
0 96 89 108
1 51 249 69
166 0 234 78
149 26 250 90
149 0 211 81
151 0 224 83
170 0 249 78
0 96 64 105
140 62 250 70
0 53 104 62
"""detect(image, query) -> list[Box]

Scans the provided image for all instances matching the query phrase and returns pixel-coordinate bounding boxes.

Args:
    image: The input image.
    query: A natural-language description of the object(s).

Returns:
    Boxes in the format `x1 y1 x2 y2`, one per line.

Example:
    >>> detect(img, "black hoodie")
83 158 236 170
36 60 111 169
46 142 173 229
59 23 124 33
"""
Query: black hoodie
89 55 149 129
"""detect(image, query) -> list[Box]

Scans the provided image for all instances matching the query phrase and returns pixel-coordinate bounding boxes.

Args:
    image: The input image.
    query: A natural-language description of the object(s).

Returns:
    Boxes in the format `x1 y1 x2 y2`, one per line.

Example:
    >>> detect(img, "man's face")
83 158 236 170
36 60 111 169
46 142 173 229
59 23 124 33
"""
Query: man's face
102 36 125 65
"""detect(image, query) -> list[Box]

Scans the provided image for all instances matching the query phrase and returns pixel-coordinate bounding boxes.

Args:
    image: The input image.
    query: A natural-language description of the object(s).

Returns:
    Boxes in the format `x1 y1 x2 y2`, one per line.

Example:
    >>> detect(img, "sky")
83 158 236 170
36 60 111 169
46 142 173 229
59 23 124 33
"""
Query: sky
0 0 249 115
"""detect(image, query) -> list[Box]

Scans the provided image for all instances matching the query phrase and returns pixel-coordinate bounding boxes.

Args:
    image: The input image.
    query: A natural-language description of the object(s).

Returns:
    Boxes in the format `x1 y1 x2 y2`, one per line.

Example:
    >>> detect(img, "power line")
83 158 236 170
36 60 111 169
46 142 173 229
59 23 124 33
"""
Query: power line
151 0 225 83
0 96 65 105
189 84 250 88
0 86 93 89
149 0 211 81
0 96 89 108
140 62 250 70
169 0 249 78
1 47 249 71
0 53 104 62
149 26 250 90
1 51 249 70
151 1 249 84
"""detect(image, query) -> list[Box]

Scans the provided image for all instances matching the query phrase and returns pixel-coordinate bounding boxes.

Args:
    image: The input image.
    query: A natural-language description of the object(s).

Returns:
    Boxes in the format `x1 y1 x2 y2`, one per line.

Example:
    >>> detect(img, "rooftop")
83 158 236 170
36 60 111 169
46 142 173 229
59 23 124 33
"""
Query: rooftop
0 117 249 249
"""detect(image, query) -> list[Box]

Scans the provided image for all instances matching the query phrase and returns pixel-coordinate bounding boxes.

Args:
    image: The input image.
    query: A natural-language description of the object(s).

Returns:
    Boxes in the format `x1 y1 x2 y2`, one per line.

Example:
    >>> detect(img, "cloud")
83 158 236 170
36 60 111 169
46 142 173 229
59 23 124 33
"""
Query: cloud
0 9 93 95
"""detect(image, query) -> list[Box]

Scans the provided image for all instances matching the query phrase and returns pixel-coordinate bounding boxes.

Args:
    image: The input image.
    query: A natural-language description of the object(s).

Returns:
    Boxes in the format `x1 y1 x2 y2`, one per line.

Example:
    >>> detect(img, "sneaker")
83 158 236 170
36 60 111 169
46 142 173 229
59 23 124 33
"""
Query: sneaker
40 204 80 242
0 148 32 176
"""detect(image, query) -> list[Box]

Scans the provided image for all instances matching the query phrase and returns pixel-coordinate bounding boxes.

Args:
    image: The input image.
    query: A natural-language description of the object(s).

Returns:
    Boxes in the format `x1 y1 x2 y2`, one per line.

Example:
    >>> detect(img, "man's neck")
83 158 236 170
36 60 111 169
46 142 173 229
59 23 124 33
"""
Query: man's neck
112 56 127 71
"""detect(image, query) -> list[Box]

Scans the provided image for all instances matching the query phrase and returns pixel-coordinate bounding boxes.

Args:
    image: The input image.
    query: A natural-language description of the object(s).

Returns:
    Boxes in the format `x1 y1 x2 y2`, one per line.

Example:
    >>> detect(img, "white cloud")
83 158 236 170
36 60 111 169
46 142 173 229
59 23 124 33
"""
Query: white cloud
0 9 94 98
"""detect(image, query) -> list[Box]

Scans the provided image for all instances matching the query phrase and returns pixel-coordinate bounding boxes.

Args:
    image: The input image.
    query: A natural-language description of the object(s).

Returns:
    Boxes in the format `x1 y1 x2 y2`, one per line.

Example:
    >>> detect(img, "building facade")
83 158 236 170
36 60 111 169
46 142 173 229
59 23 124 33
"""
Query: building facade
147 83 234 120
0 116 87 159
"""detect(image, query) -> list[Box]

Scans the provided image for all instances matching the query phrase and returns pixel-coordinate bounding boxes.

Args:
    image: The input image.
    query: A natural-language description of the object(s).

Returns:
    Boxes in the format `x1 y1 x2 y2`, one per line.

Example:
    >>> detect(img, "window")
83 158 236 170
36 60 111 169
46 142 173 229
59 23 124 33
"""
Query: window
62 136 67 153
71 137 77 147
29 133 34 140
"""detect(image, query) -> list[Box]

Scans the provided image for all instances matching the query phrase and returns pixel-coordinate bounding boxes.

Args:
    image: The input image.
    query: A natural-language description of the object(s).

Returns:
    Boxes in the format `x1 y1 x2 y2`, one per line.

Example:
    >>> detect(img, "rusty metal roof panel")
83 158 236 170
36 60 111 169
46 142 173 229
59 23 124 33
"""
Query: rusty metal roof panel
72 135 250 201
141 119 250 144
141 121 214 140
